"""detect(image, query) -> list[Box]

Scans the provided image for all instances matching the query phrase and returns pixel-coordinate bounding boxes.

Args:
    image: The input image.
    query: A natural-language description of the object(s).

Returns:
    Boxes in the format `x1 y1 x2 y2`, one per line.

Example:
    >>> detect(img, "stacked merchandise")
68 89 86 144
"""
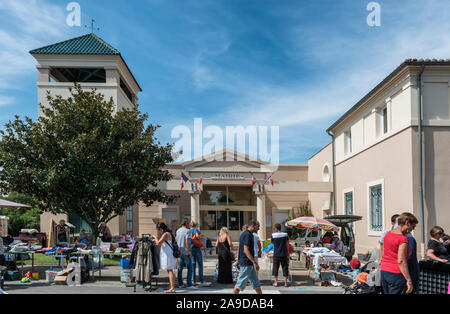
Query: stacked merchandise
419 260 450 294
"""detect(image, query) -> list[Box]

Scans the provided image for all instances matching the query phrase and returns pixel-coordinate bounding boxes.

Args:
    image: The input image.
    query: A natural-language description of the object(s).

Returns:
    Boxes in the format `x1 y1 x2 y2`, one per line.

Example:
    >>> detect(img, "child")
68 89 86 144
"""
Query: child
347 272 370 293
349 258 361 281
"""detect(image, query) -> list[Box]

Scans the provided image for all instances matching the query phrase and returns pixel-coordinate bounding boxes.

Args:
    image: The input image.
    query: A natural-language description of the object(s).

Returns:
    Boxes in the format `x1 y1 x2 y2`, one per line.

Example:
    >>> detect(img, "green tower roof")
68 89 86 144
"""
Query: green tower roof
29 33 120 55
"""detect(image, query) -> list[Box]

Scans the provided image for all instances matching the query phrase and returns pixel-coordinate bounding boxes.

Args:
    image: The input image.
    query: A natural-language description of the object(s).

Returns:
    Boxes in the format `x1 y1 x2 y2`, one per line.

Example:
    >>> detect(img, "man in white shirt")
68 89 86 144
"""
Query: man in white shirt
175 221 197 290
253 231 261 264
330 235 344 254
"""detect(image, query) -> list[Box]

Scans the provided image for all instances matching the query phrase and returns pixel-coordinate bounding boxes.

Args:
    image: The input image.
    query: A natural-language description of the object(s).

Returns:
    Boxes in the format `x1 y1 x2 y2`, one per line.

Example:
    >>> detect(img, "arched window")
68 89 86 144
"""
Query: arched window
322 163 330 182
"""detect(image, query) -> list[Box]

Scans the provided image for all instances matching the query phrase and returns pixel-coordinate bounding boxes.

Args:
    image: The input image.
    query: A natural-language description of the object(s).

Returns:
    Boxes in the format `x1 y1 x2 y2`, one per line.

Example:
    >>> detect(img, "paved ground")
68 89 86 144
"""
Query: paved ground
3 254 352 294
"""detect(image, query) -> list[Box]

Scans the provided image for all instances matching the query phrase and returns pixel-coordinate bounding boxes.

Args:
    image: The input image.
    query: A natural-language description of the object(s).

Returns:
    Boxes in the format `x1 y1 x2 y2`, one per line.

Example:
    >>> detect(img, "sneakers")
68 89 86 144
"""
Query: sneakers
179 285 186 289
187 285 199 290
201 282 210 287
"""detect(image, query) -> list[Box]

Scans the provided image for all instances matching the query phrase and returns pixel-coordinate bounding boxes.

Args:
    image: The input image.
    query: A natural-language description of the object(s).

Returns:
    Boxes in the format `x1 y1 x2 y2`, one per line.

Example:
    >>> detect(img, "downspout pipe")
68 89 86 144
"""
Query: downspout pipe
327 130 336 216
417 64 425 259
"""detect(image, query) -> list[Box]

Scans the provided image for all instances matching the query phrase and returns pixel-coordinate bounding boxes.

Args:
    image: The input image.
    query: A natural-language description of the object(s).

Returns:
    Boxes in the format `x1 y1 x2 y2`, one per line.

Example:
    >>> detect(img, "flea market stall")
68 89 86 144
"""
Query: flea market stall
285 217 350 285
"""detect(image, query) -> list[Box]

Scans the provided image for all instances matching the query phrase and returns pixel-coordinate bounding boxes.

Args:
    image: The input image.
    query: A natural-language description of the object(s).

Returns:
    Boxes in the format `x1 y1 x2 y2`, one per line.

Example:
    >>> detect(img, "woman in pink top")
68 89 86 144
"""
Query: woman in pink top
380 212 418 294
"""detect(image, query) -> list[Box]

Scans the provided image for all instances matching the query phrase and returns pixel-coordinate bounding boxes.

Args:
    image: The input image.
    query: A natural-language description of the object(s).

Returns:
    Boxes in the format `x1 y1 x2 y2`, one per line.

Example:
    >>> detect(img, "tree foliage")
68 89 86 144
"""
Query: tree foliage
0 84 176 236
283 201 314 239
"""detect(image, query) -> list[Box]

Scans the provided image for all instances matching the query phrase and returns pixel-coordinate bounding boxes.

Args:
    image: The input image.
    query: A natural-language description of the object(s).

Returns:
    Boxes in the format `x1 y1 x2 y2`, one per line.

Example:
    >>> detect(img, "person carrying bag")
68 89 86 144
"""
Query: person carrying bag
191 231 204 248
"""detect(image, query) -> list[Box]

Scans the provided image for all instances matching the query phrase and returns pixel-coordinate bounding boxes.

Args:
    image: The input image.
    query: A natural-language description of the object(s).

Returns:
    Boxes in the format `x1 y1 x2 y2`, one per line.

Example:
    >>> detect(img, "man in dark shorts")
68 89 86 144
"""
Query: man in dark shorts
232 220 262 294
271 223 290 287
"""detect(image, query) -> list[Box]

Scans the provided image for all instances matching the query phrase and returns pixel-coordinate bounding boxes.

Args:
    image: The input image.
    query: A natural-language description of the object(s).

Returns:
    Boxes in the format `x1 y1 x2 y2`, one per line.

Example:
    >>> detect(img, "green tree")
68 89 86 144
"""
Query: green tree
0 84 176 238
283 201 314 239
0 192 40 236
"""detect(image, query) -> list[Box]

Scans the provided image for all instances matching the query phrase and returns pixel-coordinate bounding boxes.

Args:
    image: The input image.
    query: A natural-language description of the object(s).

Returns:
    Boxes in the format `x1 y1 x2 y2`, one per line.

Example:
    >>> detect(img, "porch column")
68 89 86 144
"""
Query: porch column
256 192 266 240
190 191 200 225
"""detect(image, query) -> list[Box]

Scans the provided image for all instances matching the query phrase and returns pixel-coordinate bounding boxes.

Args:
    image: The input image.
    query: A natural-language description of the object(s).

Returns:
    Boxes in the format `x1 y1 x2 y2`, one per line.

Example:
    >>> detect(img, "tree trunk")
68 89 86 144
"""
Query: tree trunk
89 223 100 246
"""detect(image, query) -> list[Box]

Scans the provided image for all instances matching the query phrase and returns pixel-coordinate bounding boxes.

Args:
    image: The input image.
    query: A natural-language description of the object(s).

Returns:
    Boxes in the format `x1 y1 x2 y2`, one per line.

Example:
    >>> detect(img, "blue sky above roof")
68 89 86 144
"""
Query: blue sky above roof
1 0 450 163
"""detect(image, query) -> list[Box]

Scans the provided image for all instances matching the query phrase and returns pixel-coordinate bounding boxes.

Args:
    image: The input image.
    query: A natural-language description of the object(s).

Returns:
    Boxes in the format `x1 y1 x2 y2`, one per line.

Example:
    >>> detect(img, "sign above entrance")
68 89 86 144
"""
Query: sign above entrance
211 173 245 180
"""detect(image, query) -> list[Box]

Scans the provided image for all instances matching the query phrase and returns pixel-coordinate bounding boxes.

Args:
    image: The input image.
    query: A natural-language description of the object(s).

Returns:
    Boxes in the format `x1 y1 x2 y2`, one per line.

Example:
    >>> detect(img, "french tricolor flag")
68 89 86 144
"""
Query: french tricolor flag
258 184 265 193
180 172 189 190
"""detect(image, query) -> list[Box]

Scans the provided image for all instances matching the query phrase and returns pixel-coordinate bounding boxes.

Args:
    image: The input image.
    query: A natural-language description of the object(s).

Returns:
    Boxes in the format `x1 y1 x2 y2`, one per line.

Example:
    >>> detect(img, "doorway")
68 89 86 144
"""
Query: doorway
162 208 178 232
273 211 289 232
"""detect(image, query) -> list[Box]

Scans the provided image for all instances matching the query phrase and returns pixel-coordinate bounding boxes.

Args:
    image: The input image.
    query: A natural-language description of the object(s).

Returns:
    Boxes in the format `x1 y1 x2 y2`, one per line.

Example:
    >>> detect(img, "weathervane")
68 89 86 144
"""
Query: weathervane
85 18 100 34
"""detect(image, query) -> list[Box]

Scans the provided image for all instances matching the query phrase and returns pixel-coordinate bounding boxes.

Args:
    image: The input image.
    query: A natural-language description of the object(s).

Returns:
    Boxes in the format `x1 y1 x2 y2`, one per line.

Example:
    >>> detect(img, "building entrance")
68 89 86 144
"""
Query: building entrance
198 185 257 240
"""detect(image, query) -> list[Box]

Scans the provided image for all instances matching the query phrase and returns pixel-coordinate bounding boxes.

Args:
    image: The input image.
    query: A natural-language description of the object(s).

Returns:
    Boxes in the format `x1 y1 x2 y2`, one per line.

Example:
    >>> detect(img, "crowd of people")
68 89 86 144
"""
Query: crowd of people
154 219 292 294
377 212 450 294
2 212 449 294
155 212 450 294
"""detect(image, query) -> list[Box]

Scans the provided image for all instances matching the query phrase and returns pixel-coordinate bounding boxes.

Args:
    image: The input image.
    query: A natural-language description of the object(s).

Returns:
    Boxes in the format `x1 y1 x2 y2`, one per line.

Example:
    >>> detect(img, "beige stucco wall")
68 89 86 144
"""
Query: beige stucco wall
334 127 415 255
414 126 450 246
308 143 333 218
137 190 190 237
272 165 308 181
334 71 413 164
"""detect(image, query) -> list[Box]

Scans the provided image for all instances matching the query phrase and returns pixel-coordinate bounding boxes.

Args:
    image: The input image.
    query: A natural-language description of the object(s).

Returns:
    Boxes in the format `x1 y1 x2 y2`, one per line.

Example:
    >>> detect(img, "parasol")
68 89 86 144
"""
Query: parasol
0 199 31 208
285 216 338 231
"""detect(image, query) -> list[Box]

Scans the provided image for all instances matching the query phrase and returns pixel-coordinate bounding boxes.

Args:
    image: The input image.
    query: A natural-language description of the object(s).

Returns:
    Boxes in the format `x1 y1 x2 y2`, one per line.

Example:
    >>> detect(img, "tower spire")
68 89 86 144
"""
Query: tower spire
85 18 100 34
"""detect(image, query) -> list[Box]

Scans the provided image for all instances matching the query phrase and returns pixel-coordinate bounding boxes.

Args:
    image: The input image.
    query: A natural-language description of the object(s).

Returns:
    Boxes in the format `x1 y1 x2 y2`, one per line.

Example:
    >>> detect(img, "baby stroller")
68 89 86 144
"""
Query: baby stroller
0 265 5 291
342 263 382 294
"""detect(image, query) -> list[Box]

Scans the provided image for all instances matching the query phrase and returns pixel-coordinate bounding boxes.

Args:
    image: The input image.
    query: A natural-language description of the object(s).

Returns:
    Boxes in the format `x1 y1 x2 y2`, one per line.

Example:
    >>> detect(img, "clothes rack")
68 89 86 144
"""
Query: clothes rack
128 234 159 292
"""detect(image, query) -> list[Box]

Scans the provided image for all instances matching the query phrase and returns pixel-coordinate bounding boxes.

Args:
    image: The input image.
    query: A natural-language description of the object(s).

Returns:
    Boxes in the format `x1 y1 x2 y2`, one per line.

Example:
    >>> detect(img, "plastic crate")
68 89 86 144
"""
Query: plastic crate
4 270 20 281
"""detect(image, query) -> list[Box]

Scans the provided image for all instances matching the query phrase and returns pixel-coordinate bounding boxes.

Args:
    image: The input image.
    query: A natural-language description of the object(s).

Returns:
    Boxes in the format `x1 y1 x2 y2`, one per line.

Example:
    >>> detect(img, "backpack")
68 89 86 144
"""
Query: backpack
167 233 181 258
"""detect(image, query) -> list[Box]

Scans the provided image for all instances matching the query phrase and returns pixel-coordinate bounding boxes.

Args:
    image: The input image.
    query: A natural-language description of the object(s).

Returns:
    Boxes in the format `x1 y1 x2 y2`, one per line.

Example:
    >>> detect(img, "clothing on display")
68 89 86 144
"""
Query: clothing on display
129 236 160 287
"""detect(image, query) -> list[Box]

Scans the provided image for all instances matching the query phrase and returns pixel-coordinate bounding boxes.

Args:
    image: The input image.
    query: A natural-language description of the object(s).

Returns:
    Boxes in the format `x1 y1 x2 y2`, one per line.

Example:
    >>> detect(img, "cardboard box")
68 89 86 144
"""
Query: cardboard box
54 275 68 285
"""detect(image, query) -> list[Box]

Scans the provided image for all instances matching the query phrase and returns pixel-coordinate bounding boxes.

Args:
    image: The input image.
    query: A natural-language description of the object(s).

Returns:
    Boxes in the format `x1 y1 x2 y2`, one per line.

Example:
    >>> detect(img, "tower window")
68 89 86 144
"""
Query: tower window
50 68 106 83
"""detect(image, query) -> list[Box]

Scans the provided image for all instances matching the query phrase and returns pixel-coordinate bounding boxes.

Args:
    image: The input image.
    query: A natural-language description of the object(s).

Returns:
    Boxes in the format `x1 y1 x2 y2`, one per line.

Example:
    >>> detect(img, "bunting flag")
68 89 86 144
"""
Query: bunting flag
198 177 202 185
262 184 265 192
251 175 256 187
181 172 189 183
191 183 199 192
258 184 262 193
264 174 274 186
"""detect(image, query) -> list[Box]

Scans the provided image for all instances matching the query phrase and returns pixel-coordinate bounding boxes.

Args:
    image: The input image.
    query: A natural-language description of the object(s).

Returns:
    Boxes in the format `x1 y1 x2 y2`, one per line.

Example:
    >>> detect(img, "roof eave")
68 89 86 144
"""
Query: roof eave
326 59 450 134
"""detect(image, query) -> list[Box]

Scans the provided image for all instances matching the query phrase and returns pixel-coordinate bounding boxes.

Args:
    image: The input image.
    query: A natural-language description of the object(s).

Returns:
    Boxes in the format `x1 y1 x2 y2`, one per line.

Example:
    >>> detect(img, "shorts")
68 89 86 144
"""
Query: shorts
272 256 289 277
235 265 260 291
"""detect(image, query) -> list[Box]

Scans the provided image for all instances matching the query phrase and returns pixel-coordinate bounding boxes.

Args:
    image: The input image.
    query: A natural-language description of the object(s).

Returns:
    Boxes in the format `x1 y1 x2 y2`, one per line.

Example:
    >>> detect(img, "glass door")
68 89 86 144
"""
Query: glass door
228 211 240 231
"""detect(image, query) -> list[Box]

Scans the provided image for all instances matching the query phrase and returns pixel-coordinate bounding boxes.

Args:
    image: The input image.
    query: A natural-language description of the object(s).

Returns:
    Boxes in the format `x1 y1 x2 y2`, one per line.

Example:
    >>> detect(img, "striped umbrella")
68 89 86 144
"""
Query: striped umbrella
285 216 338 231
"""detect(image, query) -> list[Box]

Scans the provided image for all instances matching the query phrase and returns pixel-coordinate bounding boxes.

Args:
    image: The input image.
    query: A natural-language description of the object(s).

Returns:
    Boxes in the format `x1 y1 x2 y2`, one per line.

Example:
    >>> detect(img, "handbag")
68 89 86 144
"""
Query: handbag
286 241 294 256
191 231 204 248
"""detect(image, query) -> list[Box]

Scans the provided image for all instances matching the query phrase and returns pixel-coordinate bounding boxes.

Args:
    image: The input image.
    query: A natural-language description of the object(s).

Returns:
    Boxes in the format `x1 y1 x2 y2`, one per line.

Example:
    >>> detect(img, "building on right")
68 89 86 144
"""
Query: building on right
308 59 450 257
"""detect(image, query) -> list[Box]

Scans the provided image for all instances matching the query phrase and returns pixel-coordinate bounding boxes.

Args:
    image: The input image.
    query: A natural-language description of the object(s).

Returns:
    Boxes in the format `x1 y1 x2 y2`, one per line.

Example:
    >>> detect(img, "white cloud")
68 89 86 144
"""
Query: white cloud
184 1 450 162
0 0 67 90
0 96 15 107
193 65 215 89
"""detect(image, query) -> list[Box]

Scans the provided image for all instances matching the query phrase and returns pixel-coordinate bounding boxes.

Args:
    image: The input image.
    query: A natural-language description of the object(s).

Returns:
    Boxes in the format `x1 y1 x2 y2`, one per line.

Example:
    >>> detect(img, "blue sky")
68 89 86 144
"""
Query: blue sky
1 0 450 164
